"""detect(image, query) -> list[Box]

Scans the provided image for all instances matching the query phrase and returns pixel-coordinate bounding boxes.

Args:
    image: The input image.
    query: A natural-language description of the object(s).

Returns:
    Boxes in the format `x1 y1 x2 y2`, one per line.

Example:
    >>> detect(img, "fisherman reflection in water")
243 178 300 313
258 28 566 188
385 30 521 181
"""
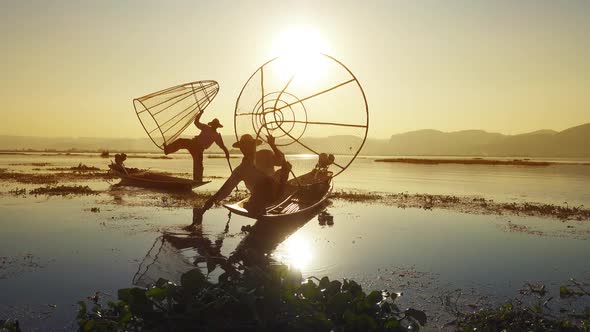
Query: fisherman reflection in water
192 134 291 225
163 111 230 182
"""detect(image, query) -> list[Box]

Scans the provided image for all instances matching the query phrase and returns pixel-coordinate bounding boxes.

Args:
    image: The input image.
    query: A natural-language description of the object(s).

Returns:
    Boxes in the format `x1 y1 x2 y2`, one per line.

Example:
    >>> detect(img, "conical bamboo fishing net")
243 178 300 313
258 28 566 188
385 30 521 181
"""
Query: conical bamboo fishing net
133 80 220 150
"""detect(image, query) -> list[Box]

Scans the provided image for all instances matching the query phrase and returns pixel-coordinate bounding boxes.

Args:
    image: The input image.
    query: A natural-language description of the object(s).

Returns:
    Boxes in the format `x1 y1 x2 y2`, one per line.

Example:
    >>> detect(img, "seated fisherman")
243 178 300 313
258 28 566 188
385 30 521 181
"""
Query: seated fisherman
254 135 291 195
163 111 230 182
312 153 335 180
113 153 128 174
192 134 290 225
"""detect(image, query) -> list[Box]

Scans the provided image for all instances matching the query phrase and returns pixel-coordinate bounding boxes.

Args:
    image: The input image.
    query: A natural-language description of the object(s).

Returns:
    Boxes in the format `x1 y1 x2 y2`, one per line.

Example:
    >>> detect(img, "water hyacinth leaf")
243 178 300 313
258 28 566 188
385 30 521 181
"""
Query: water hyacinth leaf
304 313 332 330
117 288 132 302
128 288 154 314
367 290 383 305
384 318 401 329
342 310 356 323
285 269 303 289
76 261 433 331
354 296 372 313
319 276 330 289
155 278 170 288
119 311 132 325
271 264 289 280
77 301 88 320
326 280 342 296
181 268 208 292
343 279 363 297
327 292 353 315
146 287 168 302
560 286 575 298
300 280 320 300
343 311 377 330
82 319 95 332
380 301 392 314
404 308 427 325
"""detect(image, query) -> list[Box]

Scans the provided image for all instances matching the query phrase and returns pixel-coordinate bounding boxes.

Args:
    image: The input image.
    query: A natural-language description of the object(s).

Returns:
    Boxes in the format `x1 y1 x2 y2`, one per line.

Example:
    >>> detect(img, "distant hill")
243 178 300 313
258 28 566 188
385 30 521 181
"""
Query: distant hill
1 123 589 157
387 123 590 157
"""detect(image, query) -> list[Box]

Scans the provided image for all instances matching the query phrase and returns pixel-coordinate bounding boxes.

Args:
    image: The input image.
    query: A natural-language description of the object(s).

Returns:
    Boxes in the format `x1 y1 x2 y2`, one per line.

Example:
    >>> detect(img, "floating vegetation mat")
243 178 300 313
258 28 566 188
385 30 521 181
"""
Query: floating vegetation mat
50 163 100 171
0 170 115 184
103 188 250 208
0 171 59 184
0 254 44 279
331 191 382 202
29 185 97 196
126 155 172 159
374 158 590 166
331 191 590 221
7 162 52 166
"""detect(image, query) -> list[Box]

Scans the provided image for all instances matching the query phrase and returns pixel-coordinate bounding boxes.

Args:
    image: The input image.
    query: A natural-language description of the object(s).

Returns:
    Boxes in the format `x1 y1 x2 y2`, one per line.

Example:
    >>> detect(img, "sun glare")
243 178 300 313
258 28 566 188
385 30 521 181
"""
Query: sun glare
271 27 327 86
279 233 313 270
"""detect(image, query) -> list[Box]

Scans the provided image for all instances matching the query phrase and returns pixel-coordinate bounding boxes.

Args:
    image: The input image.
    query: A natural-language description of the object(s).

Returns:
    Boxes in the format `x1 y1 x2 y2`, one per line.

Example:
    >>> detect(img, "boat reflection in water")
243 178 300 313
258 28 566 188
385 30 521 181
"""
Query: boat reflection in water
133 204 331 287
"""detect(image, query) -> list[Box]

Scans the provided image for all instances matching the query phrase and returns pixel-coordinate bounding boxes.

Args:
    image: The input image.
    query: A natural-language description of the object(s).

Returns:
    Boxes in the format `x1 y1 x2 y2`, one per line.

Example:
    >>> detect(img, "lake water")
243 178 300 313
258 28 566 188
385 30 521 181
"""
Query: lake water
3 152 590 205
1 153 590 330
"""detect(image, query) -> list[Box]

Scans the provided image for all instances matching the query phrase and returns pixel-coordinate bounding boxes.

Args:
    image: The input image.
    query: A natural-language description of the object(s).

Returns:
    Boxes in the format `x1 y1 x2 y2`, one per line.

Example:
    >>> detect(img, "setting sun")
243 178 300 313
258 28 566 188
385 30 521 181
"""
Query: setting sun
271 27 327 86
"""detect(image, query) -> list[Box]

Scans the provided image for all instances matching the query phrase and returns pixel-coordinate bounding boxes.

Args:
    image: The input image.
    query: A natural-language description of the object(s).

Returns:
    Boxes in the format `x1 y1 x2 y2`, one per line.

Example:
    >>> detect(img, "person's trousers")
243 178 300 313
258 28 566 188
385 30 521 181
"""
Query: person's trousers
164 138 204 182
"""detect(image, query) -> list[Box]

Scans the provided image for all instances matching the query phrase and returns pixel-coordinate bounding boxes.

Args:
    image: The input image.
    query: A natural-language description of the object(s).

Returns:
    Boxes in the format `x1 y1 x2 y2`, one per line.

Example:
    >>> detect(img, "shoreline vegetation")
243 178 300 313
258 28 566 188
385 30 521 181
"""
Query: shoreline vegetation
2 150 590 164
375 158 590 166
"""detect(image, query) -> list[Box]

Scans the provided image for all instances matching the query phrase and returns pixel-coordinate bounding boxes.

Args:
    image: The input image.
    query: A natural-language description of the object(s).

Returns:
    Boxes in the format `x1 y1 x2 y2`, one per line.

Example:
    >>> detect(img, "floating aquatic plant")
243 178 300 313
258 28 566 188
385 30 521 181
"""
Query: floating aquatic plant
77 257 427 331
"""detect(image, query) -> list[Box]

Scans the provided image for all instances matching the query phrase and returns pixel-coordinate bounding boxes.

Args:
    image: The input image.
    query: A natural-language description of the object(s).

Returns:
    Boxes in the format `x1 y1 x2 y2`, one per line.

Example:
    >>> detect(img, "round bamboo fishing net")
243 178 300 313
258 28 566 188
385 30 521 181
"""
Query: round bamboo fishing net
234 54 369 178
134 80 220 150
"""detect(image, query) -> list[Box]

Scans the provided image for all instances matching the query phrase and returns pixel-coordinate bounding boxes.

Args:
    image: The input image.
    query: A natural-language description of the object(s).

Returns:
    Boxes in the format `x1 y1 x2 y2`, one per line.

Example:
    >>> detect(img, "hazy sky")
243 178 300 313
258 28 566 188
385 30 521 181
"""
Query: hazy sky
1 0 588 139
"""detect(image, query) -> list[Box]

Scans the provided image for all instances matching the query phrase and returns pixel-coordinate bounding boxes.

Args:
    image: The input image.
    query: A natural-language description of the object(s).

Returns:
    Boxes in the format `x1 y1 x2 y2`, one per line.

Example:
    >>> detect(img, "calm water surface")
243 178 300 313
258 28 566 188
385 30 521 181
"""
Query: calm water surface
1 153 590 330
3 153 590 205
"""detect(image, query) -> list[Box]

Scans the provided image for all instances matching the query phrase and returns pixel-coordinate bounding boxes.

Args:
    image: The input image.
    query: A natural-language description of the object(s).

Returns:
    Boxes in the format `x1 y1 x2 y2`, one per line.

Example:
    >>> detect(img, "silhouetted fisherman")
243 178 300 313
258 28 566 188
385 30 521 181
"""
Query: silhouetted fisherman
113 153 128 174
163 111 230 182
192 134 291 224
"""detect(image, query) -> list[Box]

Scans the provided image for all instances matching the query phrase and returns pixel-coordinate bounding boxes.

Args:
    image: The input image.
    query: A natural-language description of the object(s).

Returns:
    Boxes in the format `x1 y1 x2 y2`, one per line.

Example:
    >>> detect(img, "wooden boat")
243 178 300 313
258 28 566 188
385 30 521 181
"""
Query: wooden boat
224 173 333 220
109 163 210 192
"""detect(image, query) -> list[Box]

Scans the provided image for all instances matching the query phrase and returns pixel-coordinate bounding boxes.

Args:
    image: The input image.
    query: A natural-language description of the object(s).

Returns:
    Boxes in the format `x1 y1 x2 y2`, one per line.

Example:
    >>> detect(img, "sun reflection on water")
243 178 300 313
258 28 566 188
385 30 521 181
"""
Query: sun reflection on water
275 232 313 270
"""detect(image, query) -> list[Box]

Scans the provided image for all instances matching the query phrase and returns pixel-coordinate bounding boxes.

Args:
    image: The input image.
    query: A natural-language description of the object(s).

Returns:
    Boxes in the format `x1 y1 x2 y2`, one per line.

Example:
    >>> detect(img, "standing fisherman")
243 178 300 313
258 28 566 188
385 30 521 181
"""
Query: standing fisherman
164 111 230 182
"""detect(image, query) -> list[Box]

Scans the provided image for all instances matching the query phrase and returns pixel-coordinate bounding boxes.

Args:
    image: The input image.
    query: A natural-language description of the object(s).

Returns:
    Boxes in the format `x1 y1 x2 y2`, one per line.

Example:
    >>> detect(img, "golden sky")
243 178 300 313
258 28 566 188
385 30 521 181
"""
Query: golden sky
0 0 588 139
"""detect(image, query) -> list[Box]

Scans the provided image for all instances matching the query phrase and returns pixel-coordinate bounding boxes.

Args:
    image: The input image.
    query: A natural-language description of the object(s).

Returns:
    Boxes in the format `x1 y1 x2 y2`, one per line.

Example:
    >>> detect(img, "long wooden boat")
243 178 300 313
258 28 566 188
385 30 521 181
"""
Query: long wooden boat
224 174 333 220
109 164 209 192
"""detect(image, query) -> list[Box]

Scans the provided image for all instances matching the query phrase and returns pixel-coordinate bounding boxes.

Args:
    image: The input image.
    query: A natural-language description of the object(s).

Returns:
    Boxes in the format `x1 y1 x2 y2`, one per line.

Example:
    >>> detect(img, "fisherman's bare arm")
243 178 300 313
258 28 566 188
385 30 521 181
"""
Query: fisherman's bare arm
194 111 207 130
200 166 242 213
267 135 286 166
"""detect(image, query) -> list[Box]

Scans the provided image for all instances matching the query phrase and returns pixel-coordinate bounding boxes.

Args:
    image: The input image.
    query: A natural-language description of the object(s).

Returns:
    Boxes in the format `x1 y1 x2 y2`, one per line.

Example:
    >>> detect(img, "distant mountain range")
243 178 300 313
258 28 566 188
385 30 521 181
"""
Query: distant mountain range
1 123 589 157
381 123 590 157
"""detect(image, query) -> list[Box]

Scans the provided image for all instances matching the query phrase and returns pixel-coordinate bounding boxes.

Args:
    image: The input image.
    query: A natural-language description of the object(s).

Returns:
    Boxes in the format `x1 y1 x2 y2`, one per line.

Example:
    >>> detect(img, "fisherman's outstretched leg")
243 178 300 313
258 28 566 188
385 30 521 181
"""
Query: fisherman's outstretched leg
163 138 192 155
191 149 204 182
